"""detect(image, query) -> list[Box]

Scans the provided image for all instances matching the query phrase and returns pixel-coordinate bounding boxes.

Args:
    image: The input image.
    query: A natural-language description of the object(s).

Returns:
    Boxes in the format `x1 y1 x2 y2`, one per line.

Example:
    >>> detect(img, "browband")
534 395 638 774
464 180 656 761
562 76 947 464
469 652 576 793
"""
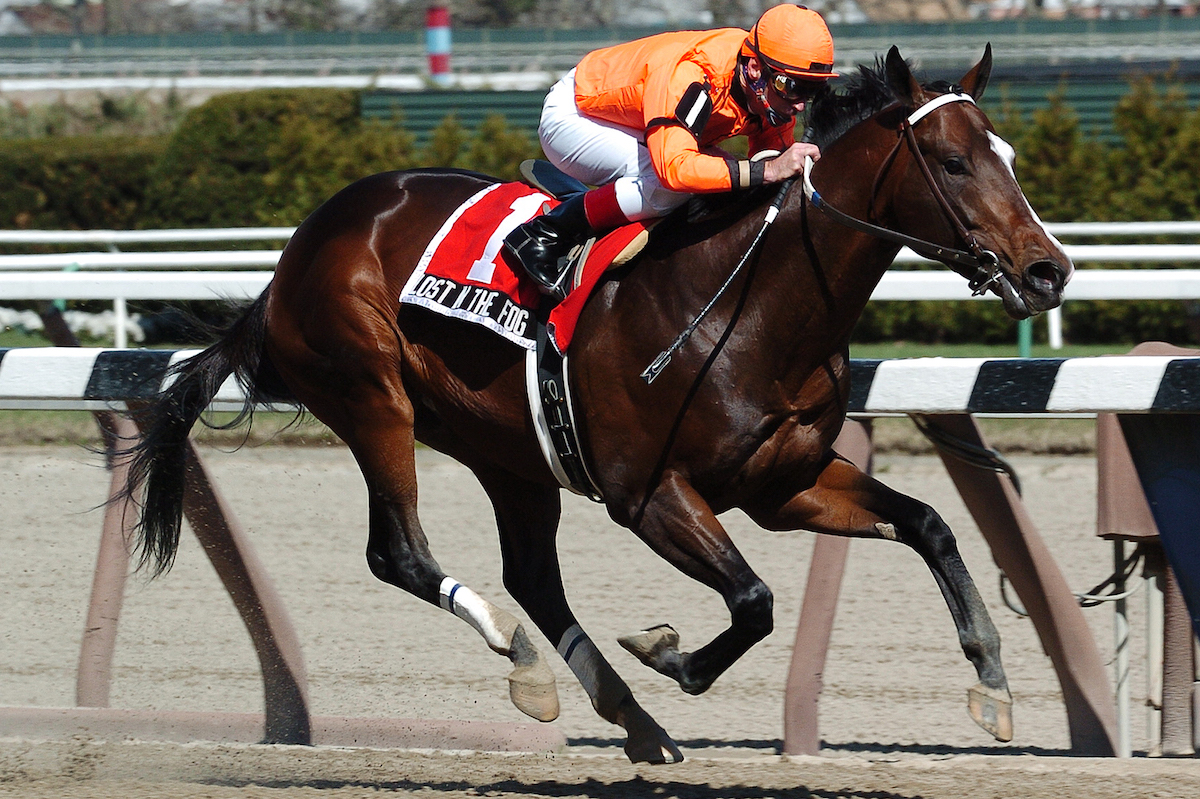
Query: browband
907 92 975 126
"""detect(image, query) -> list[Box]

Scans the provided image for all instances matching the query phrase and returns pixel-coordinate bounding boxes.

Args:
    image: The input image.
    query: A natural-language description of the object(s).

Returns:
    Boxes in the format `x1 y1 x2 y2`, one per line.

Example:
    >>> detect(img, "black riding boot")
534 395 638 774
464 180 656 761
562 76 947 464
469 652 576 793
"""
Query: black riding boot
503 193 592 299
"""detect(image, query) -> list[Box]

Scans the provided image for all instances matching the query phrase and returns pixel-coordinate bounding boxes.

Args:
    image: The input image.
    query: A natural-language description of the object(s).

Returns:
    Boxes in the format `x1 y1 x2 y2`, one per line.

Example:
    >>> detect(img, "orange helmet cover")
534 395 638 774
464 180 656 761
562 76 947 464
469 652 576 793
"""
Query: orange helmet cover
741 5 838 79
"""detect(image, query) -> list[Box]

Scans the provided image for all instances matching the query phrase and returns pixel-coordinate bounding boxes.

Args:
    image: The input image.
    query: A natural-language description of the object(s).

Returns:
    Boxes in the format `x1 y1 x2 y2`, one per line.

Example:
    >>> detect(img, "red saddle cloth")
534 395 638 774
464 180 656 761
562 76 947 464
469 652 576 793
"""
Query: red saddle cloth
399 181 647 354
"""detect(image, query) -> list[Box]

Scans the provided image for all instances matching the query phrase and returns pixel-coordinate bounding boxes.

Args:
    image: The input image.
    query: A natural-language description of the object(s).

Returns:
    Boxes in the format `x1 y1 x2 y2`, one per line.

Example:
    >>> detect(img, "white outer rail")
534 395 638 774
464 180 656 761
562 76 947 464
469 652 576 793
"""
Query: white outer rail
0 228 294 247
0 271 273 301
0 251 282 271
2 244 1199 272
4 220 1195 248
873 270 1200 300
5 268 1195 350
2 221 1199 348
4 269 1198 302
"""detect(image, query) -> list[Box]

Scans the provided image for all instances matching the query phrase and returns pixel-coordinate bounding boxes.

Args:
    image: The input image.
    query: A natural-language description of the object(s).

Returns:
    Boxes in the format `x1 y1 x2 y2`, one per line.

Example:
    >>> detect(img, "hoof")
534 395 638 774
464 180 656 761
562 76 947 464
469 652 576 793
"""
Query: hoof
506 625 559 722
968 683 1013 742
621 702 684 765
625 736 684 765
508 658 560 722
617 624 680 670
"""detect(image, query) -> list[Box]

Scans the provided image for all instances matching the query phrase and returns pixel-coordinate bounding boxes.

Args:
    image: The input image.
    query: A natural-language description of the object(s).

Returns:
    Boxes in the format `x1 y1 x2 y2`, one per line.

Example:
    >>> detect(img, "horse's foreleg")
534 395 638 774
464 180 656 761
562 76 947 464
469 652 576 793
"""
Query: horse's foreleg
619 471 774 697
745 456 1012 742
475 465 683 764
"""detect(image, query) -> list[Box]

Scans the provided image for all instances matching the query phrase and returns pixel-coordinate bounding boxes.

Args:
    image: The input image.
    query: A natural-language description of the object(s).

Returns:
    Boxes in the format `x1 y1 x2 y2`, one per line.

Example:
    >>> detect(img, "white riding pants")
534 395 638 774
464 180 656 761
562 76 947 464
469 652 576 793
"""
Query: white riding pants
538 70 691 222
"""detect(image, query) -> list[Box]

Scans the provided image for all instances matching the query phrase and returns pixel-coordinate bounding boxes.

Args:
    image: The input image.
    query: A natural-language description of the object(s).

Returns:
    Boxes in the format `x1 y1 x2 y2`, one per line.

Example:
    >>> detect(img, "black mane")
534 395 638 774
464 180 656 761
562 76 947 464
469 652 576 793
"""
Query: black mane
804 57 960 149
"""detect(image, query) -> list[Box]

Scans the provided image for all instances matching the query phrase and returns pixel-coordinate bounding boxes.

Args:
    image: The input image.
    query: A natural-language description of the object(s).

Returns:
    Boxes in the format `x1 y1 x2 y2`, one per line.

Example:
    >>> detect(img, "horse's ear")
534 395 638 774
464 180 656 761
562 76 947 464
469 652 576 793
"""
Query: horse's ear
960 43 993 102
884 45 921 107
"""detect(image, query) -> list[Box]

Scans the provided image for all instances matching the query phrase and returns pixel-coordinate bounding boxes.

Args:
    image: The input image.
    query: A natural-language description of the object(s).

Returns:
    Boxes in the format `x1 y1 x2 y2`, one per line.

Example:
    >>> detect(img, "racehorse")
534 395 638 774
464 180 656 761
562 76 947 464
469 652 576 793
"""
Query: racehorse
125 46 1070 764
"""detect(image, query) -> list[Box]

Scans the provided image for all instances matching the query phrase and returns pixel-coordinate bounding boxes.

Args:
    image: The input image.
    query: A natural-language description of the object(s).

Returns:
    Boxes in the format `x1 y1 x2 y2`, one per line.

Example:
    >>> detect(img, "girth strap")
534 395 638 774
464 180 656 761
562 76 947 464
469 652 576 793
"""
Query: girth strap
526 312 604 501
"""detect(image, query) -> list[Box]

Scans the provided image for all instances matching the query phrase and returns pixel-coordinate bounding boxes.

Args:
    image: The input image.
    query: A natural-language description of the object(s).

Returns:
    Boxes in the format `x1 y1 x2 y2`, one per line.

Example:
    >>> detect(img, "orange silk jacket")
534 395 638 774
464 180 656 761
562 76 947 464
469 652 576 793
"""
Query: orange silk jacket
573 28 795 193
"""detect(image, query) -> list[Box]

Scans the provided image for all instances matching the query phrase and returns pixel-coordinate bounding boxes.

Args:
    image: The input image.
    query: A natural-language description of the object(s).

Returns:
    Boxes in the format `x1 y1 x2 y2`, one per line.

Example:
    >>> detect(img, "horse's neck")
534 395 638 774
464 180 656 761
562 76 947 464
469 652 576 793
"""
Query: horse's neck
752 150 902 364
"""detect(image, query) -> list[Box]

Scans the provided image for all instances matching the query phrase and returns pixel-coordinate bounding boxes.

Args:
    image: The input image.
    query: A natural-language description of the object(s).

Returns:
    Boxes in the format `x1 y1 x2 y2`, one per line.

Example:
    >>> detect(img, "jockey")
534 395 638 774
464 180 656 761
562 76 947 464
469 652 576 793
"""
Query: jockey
504 3 838 297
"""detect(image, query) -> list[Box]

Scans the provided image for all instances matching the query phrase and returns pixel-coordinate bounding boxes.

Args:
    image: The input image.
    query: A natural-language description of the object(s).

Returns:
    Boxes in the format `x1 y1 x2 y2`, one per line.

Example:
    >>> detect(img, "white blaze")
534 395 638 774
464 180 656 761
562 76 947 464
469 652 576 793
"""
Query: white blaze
987 131 1072 281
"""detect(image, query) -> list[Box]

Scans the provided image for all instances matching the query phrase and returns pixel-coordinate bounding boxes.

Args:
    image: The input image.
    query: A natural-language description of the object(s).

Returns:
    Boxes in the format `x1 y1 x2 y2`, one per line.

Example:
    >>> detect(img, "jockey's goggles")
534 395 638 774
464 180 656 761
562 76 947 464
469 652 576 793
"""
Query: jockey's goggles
766 69 824 103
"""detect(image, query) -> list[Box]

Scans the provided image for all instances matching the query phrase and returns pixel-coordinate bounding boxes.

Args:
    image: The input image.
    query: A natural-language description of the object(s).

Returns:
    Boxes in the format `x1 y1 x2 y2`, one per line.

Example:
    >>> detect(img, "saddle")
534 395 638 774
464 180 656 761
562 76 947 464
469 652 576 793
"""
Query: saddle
517 157 784 500
516 159 768 501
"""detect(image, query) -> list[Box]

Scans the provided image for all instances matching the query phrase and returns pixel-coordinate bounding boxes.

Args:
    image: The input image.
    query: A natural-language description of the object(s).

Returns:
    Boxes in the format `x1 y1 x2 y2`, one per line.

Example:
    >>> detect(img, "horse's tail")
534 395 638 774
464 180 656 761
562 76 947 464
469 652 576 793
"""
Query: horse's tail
124 291 293 576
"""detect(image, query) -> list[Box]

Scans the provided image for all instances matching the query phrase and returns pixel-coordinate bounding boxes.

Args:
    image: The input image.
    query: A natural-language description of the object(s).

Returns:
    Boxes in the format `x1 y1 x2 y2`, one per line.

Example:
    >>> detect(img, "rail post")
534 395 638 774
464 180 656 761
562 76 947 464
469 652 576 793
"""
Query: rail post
37 303 141 707
179 444 311 744
782 420 871 755
75 411 139 707
31 310 314 743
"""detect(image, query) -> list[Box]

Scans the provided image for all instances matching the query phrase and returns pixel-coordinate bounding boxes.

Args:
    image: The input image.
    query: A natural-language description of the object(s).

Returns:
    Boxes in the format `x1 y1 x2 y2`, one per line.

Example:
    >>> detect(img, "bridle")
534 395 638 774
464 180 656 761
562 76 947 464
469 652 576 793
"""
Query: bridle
802 92 1003 296
642 92 1003 384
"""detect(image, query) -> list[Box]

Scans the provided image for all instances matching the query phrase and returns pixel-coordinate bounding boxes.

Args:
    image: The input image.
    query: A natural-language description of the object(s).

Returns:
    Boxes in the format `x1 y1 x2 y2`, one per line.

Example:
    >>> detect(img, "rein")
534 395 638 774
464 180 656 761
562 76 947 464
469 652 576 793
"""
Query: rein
638 95 998 384
641 178 795 384
802 92 1001 295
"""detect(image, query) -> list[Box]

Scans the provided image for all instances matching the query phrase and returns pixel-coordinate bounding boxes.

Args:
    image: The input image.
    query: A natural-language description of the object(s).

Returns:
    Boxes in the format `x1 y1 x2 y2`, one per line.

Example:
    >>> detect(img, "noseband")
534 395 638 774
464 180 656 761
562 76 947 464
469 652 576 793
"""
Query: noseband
802 92 1002 295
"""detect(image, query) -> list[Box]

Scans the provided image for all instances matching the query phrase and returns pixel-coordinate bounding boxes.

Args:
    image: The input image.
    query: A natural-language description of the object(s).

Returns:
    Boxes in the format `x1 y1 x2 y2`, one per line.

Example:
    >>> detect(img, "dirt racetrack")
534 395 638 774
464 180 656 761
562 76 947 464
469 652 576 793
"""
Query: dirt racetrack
2 441 1198 797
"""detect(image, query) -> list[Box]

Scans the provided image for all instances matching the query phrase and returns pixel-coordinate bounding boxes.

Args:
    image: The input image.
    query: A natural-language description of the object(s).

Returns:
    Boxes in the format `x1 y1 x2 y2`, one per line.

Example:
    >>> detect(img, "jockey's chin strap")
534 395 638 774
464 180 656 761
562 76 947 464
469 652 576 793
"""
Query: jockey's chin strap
801 92 1002 296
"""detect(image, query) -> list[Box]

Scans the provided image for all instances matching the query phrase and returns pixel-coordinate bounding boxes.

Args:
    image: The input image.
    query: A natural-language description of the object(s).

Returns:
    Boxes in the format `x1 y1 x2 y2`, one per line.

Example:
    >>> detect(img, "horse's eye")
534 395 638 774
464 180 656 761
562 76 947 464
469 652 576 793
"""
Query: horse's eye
944 157 967 176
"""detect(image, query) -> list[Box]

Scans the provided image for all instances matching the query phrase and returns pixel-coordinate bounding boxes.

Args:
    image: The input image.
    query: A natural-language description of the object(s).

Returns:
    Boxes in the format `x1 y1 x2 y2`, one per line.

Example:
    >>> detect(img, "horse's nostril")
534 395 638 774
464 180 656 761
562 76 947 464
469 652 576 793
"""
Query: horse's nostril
1026 261 1065 294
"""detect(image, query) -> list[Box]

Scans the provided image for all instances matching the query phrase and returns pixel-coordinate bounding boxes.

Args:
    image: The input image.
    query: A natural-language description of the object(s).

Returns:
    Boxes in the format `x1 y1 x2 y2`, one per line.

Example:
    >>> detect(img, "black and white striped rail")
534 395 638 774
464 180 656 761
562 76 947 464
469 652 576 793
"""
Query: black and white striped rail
3 348 1200 415
848 356 1200 414
0 348 230 411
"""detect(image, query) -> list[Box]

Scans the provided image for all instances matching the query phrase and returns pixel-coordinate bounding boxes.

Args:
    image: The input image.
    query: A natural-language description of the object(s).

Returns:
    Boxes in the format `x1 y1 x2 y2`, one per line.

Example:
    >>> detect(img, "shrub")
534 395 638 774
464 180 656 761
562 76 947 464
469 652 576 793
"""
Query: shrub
143 88 417 227
417 112 541 180
996 88 1111 223
0 135 163 234
7 80 1200 347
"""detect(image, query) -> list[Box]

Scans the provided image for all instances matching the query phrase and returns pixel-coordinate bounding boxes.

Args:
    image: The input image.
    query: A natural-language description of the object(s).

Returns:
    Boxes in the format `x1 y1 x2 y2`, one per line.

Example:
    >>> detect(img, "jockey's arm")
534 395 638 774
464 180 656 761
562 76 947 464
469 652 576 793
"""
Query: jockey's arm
643 61 758 193
646 125 744 192
643 62 814 192
746 121 820 182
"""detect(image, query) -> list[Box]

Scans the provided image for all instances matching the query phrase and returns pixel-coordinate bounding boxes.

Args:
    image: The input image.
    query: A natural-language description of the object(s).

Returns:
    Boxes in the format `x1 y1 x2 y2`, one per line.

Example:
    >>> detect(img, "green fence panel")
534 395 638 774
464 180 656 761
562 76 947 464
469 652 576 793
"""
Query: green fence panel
363 90 546 144
365 75 1200 147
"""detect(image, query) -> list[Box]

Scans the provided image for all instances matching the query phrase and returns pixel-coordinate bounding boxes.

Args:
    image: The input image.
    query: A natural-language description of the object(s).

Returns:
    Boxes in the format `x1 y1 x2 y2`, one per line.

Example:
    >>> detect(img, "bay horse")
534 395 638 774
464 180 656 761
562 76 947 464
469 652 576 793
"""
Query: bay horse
126 46 1070 763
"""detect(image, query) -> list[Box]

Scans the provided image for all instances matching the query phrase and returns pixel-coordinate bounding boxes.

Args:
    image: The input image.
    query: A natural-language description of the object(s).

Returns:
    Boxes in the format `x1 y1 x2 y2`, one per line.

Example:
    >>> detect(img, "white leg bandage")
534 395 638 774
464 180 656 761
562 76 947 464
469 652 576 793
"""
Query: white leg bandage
439 576 513 653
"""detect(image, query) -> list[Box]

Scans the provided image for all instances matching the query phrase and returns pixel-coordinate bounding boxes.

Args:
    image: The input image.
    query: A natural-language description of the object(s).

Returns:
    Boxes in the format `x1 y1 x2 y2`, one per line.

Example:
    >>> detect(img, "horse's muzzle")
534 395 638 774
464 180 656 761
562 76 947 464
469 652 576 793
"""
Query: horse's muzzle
1025 259 1070 300
999 258 1070 319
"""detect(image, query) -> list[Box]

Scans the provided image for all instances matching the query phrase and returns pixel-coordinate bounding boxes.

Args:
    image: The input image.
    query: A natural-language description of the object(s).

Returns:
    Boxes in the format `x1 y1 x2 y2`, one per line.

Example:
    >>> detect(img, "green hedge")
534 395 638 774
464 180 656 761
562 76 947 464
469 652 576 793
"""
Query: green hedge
0 135 163 234
140 88 540 228
144 89 418 227
5 82 1200 345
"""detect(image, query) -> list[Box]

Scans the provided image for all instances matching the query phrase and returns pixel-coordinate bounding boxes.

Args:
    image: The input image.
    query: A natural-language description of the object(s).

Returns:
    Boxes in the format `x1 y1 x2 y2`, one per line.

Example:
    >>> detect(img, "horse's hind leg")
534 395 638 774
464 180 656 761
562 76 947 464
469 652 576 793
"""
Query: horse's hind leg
744 455 1012 742
269 326 558 722
366 494 559 722
473 464 683 764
